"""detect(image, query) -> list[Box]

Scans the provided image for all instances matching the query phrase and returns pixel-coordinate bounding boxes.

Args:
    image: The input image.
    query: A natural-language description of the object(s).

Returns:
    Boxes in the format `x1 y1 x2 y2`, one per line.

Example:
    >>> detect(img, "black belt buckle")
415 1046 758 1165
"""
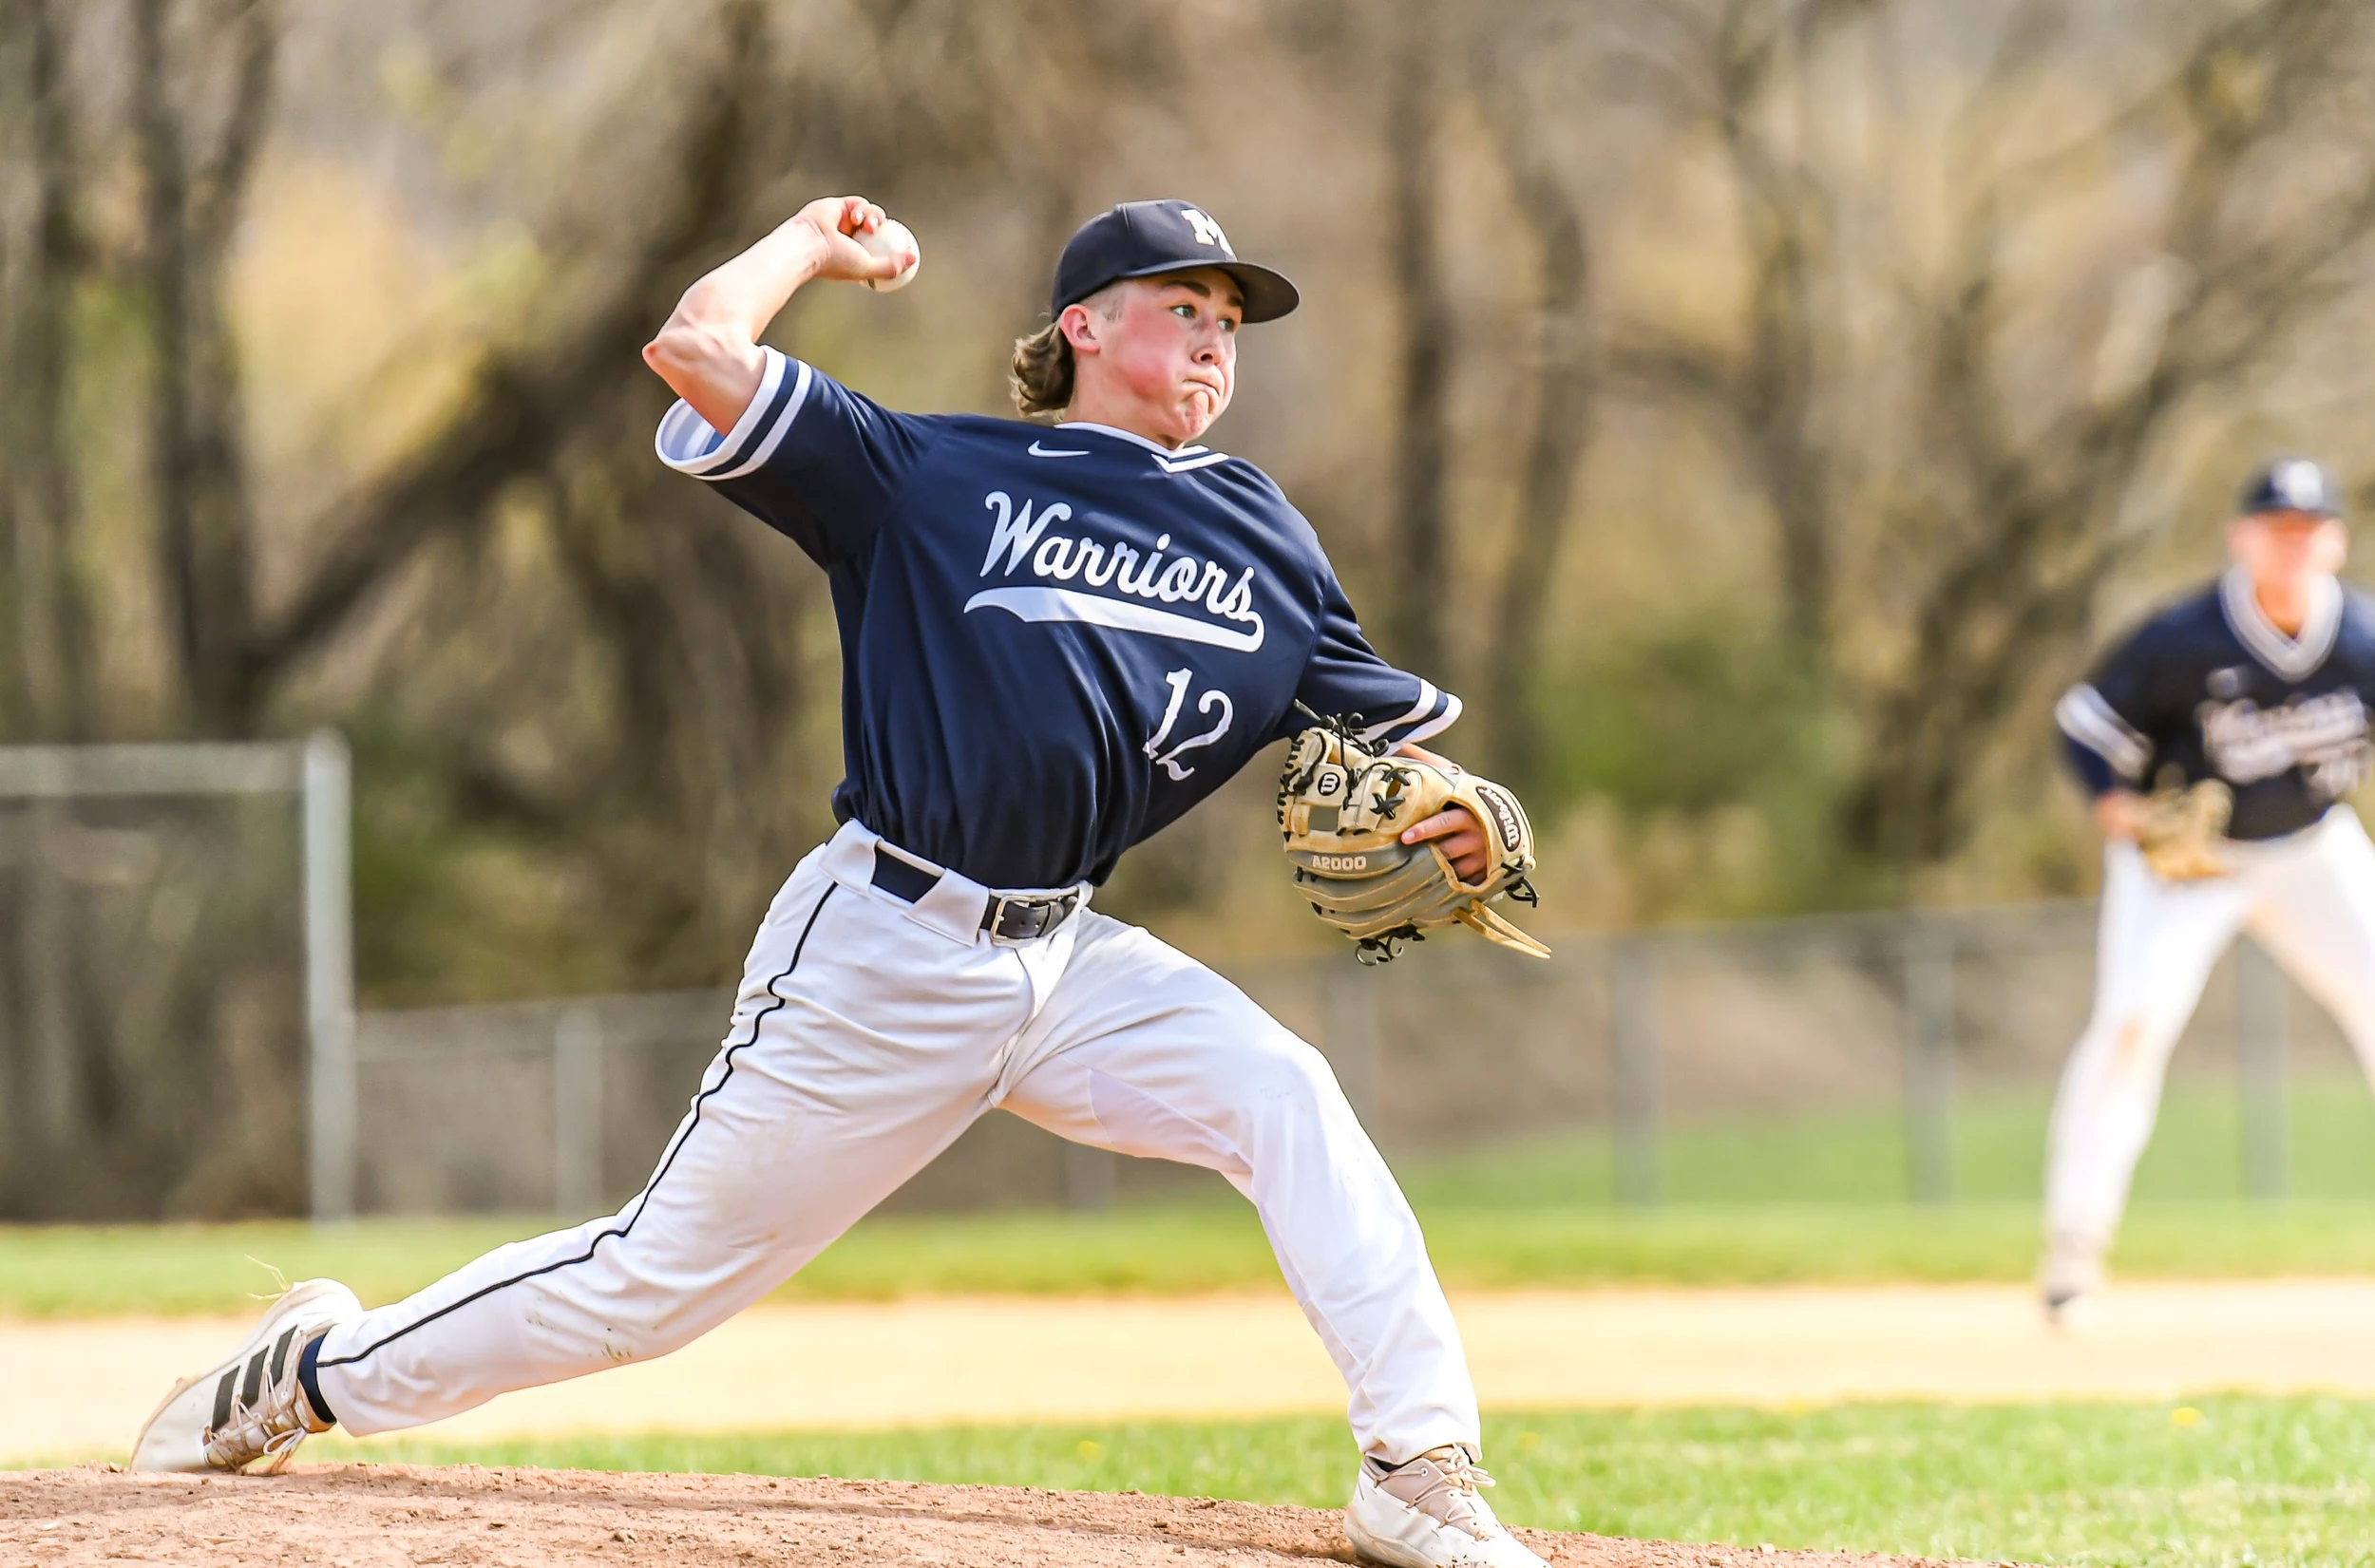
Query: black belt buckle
873 842 1075 942
984 891 1076 942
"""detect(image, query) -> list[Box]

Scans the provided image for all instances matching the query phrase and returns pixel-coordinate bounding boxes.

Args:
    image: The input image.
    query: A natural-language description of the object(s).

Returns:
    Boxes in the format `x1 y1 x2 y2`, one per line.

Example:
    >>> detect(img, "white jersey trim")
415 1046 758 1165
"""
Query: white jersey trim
2056 683 2151 782
1153 450 1232 474
2221 566 2341 681
654 349 812 481
1054 421 1203 455
1402 690 1462 747
1054 421 1230 472
1357 681 1462 747
963 585 1266 652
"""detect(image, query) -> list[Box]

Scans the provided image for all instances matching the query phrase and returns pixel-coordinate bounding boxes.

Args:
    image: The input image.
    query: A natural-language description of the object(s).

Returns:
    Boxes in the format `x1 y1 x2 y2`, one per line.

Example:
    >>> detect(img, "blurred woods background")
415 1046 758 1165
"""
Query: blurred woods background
9 0 2375 1212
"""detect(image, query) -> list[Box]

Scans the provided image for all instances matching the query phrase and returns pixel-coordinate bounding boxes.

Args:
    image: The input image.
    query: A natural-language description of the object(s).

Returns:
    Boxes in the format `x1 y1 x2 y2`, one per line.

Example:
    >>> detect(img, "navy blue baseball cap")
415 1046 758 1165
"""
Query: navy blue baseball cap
1050 200 1299 324
2239 456 2344 520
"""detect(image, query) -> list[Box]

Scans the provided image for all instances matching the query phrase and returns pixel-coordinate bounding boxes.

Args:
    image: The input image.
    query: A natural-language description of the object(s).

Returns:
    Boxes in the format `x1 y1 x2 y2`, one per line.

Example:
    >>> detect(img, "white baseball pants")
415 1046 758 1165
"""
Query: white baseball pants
2045 805 2375 1250
310 821 1479 1463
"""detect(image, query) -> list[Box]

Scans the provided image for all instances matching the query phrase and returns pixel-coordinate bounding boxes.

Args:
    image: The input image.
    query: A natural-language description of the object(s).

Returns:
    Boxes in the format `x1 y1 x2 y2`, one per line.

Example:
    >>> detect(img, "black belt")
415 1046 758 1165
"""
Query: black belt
870 845 1080 942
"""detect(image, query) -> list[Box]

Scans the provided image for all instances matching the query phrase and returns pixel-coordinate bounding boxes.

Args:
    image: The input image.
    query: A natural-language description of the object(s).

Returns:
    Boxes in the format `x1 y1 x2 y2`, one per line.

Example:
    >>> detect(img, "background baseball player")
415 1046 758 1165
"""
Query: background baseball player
131 196 1547 1568
2044 457 2375 1317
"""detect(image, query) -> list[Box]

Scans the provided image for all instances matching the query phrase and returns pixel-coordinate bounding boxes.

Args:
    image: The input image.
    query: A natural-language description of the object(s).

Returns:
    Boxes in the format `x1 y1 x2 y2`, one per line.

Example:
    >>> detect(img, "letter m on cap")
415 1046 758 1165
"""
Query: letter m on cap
1180 207 1232 254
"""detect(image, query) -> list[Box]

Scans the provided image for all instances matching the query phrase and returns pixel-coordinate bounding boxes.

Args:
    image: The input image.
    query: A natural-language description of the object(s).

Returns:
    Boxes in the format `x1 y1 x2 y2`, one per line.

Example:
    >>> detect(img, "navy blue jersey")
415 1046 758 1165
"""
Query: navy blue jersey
2056 570 2375 841
656 349 1459 889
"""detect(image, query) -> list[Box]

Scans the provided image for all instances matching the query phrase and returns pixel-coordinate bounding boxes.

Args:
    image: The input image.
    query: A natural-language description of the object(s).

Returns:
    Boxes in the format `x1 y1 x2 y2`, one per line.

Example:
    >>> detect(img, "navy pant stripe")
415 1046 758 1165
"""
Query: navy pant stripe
316 882 838 1374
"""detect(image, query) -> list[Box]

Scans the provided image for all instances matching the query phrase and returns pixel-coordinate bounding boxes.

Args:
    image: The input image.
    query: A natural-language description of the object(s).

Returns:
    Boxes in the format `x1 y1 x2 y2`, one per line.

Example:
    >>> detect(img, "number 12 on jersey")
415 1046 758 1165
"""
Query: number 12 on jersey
1145 669 1233 781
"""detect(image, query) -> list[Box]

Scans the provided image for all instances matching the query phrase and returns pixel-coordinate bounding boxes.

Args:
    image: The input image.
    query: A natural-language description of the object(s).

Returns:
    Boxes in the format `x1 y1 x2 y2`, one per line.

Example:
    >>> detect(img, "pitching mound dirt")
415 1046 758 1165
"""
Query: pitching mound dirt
2 1464 1958 1567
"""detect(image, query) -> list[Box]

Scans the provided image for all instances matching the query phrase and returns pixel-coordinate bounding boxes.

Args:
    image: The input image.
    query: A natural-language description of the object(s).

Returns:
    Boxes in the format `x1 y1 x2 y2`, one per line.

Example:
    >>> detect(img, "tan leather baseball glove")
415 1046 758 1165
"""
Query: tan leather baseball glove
2134 780 2232 882
1276 717 1548 963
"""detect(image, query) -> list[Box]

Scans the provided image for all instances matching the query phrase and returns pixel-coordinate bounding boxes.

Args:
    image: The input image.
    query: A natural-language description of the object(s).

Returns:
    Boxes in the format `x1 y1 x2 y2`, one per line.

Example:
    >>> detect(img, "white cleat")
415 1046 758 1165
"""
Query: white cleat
2040 1236 2105 1328
1346 1444 1548 1568
131 1277 360 1473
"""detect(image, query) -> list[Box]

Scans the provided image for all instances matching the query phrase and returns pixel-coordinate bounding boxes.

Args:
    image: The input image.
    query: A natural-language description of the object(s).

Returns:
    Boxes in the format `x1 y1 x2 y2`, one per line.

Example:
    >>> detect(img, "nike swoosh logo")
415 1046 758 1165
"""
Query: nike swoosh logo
1028 442 1092 458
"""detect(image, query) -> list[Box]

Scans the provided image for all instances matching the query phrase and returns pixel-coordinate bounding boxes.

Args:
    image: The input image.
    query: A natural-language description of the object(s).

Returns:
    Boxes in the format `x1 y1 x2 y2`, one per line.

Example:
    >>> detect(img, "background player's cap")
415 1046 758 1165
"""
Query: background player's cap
2238 456 2344 520
1050 200 1300 325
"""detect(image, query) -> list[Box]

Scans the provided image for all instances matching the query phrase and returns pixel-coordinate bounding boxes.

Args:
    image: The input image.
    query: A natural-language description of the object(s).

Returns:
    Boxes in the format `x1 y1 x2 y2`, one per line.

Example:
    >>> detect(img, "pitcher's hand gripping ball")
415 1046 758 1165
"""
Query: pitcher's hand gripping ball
1277 712 1548 963
2136 779 2232 882
858 217 921 292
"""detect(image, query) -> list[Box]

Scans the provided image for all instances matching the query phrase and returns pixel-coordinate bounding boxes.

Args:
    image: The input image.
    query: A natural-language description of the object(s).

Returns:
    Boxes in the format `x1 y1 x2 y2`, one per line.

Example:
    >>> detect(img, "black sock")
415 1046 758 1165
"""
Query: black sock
297 1332 338 1428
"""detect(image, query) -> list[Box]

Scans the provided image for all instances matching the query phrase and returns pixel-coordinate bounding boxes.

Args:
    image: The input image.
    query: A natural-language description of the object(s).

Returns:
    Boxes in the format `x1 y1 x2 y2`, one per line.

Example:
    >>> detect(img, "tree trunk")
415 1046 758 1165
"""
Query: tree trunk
1382 4 1454 681
1483 143 1592 785
132 0 277 735
3 0 91 742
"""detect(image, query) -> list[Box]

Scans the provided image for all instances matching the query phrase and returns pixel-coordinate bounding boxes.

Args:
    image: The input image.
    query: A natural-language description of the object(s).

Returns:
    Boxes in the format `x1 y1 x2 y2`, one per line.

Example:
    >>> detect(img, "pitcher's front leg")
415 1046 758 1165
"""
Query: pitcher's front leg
999 916 1477 1463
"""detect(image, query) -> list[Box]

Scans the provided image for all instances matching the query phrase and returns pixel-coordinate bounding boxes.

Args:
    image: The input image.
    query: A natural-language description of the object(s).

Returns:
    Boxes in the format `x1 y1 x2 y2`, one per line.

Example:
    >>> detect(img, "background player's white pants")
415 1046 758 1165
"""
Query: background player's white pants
2046 806 2375 1251
311 822 1478 1462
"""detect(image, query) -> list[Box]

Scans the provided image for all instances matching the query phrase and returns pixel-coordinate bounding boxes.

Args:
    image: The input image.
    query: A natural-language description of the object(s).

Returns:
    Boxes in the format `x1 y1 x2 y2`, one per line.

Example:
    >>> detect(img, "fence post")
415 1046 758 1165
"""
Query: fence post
21 800 80 1157
2235 935 2289 1202
302 731 357 1224
553 1006 605 1217
1900 922 1955 1205
1610 937 1661 1205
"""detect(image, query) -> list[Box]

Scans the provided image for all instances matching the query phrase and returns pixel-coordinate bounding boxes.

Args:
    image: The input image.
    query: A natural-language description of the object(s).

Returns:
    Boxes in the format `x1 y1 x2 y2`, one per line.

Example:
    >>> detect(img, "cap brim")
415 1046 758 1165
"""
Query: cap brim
1112 258 1301 323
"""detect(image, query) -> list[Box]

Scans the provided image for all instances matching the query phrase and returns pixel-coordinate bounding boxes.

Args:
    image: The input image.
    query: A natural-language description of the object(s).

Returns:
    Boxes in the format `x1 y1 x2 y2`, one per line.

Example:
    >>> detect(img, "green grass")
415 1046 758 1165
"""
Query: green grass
303 1397 2375 1567
10 1078 2375 1318
1401 1076 2375 1207
21 1200 2375 1319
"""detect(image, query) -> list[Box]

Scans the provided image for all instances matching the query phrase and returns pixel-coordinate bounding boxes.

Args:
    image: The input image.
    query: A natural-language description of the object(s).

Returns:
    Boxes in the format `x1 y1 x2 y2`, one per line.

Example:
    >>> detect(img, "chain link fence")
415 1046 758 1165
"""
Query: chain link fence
340 902 2365 1218
0 739 351 1222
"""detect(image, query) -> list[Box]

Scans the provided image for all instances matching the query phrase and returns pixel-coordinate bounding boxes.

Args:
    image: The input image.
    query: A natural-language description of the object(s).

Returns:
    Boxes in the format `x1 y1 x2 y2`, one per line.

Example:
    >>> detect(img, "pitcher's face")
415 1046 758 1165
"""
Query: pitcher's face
1062 269 1243 446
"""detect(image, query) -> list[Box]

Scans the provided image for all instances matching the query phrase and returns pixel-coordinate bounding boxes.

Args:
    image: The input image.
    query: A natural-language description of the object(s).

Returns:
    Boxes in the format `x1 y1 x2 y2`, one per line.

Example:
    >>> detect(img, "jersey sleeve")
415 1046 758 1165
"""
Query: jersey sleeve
2054 628 2161 796
652 347 934 568
1281 567 1462 748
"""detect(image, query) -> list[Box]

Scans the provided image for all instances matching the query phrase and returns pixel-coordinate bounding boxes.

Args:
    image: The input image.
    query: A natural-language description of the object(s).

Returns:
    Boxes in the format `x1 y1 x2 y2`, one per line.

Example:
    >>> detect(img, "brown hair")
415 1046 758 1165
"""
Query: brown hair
1009 321 1074 417
1009 285 1126 418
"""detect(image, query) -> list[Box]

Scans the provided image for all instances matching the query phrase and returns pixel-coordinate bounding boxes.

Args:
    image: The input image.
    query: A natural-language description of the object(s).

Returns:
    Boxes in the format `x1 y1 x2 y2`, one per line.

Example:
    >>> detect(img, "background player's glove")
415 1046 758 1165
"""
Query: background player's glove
2134 780 2232 882
1277 716 1548 964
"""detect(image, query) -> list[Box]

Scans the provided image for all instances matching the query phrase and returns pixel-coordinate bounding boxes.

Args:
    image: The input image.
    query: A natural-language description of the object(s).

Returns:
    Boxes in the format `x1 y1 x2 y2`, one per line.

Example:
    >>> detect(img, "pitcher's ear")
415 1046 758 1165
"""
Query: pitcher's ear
1057 301 1101 355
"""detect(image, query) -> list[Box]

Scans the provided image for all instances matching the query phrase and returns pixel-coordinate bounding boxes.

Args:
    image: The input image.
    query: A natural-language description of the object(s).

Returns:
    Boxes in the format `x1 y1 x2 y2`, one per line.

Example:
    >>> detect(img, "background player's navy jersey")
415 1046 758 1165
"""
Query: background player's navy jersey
2056 570 2375 841
656 349 1459 889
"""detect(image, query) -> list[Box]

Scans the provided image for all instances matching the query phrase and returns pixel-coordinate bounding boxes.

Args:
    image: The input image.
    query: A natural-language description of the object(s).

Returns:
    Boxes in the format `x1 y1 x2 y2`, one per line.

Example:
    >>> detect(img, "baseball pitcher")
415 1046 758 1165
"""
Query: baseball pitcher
132 198 1548 1568
2043 457 2375 1318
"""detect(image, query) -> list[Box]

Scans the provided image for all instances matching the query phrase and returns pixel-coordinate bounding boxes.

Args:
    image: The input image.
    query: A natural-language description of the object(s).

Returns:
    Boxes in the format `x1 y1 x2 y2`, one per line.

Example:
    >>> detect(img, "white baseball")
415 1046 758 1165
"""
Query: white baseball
858 217 920 293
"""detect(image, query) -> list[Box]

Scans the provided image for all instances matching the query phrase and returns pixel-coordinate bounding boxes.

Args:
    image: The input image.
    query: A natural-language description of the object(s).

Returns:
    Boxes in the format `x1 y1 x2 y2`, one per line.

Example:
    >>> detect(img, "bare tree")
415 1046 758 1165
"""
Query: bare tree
1619 0 2375 866
0 0 94 744
1381 0 1456 679
0 0 799 1213
130 0 279 733
1473 4 1600 785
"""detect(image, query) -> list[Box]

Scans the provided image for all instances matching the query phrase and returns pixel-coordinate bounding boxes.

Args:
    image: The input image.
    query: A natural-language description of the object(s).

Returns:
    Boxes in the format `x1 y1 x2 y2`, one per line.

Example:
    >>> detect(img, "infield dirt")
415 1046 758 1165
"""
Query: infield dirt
23 1279 2375 1463
3 1464 1956 1567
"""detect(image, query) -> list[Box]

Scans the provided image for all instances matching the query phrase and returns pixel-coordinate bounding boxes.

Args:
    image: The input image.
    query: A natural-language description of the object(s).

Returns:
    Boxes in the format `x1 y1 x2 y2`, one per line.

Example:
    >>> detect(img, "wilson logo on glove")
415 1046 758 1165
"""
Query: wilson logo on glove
1472 784 1528 856
1276 707 1547 964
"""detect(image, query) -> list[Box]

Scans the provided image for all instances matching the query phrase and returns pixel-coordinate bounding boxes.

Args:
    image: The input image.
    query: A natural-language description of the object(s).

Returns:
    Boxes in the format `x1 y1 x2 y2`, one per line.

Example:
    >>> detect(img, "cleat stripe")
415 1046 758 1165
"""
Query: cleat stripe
240 1349 267 1408
210 1369 237 1433
269 1325 297 1383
